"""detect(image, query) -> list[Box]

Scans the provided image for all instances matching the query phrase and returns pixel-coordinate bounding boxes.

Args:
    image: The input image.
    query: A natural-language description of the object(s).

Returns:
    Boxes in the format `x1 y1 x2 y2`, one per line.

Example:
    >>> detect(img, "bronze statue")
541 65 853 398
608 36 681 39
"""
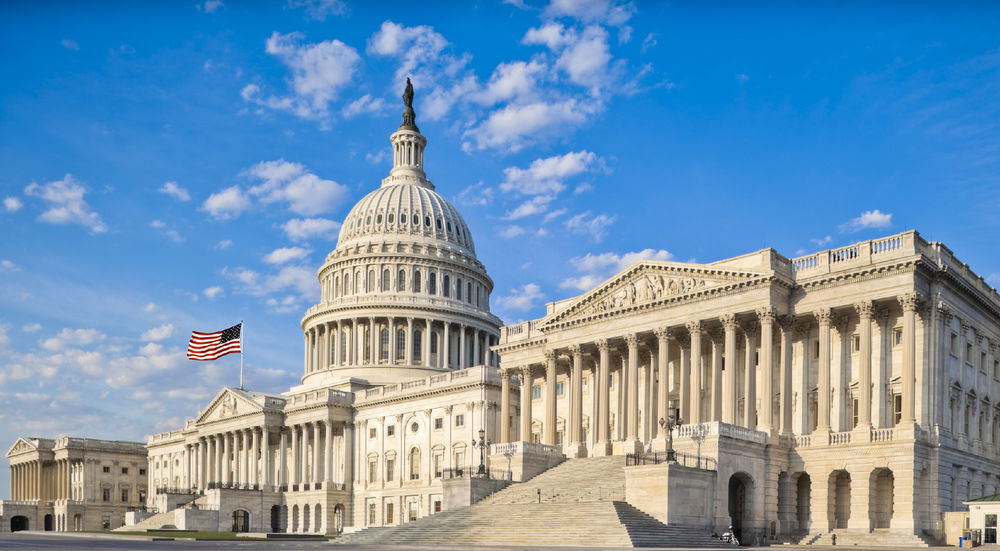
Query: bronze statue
403 77 414 108
400 77 418 131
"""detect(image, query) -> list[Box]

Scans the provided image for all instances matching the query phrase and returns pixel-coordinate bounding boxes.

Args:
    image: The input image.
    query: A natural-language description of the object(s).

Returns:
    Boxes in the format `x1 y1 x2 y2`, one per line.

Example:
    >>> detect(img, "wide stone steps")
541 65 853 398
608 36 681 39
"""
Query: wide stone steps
334 456 720 548
803 529 935 547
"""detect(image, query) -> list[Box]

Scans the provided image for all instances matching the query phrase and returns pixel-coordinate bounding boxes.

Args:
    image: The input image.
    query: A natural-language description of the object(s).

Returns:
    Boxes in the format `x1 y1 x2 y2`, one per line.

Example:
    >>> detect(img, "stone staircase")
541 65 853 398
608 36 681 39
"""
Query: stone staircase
334 456 721 548
116 495 214 532
803 528 936 547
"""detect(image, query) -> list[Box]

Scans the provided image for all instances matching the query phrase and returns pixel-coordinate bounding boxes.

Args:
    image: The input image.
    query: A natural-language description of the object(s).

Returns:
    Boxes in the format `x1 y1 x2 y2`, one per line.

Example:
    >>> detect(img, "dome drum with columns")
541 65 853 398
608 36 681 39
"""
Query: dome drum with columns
300 79 502 388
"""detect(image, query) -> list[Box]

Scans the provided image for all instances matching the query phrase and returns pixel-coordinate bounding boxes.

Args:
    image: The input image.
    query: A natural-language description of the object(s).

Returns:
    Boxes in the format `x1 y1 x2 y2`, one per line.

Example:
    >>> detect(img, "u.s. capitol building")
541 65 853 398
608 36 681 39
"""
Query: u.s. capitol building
4 85 1000 547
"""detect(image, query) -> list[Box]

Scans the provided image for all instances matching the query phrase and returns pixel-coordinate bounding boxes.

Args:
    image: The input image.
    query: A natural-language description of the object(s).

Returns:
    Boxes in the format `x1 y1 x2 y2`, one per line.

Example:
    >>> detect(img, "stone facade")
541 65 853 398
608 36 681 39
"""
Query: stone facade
1 436 147 532
493 229 1000 543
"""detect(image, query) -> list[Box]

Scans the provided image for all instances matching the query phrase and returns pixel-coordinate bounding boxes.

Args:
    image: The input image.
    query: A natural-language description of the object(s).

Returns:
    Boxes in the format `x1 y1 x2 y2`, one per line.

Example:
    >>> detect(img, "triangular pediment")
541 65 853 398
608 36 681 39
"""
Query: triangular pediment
540 261 769 328
6 437 38 458
195 387 266 424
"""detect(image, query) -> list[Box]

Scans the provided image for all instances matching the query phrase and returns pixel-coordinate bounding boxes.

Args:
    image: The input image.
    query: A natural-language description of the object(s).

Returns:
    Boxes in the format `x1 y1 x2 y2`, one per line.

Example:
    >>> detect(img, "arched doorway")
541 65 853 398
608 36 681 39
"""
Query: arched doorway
291 505 299 533
729 472 753 543
870 468 894 530
270 505 282 533
303 504 310 533
314 504 322 534
44 514 53 531
829 470 851 529
73 514 82 531
333 504 345 534
796 473 812 532
11 516 29 532
231 509 250 533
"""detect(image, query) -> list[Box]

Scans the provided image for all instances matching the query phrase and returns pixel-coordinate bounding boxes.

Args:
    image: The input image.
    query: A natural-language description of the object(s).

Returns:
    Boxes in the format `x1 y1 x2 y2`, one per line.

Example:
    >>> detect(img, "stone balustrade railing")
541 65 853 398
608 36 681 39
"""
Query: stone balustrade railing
870 428 895 442
490 440 564 457
356 366 497 403
499 320 540 345
673 421 767 445
790 232 914 276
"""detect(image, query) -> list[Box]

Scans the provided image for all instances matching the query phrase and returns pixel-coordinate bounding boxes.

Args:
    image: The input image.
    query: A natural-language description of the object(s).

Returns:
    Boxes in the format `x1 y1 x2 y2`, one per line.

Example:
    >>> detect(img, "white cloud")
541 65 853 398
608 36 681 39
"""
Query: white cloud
202 185 250 220
159 181 191 201
365 150 390 165
24 174 107 233
501 150 601 196
564 211 615 241
559 248 674 291
61 39 79 51
544 0 636 27
215 239 232 249
244 32 361 121
281 217 341 241
22 323 42 333
286 0 346 21
499 225 527 238
838 209 893 233
142 302 158 313
199 0 223 13
265 295 301 314
543 208 567 223
244 159 349 216
223 264 317 306
556 26 614 93
737 73 749 84
203 286 224 299
496 283 544 312
641 32 657 53
523 23 575 50
0 259 19 273
456 182 494 207
810 235 833 247
475 60 546 106
264 246 311 265
150 220 183 242
41 328 106 351
342 94 387 118
462 98 597 153
505 195 555 220
368 21 451 82
140 323 174 342
4 197 23 212
150 219 166 229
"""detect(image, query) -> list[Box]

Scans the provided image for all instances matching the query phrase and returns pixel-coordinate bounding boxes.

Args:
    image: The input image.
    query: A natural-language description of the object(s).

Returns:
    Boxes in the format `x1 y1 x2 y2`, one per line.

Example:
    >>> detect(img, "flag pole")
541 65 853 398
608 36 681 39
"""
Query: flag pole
240 320 245 390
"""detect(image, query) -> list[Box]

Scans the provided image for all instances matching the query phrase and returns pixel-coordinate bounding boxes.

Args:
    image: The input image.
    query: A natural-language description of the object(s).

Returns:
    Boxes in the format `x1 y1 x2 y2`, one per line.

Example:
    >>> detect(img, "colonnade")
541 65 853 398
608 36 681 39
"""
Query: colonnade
8 459 79 501
176 421 353 492
499 296 922 452
304 318 498 372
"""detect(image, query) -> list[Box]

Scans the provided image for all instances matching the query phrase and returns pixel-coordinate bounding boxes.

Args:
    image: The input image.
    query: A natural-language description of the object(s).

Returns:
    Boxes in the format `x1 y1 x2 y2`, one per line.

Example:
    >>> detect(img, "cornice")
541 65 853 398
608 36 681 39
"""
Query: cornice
301 301 503 330
354 380 502 410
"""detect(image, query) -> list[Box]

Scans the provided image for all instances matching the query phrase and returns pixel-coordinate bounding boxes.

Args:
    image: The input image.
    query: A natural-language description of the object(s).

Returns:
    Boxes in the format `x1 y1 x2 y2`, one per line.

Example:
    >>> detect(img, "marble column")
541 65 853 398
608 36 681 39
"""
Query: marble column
222 432 231 485
313 422 322 485
687 322 703 424
779 316 794 436
279 430 288 488
500 369 511 443
722 314 738 425
594 339 612 455
519 366 533 442
677 333 691 423
369 317 377 364
443 322 451 369
325 421 333 484
423 319 432 367
899 292 920 425
261 429 270 489
855 300 874 430
474 329 481 366
251 429 259 487
569 345 586 457
757 307 775 434
406 318 414 365
710 329 724 422
815 308 833 432
624 334 642 453
655 328 671 439
388 317 396 364
290 426 298 486
544 350 557 445
743 320 759 430
459 324 467 369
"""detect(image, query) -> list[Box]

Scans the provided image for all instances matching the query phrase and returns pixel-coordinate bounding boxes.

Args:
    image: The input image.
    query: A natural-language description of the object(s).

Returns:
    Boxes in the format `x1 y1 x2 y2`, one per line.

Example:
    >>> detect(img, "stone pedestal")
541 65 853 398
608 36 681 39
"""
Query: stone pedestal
441 476 512 511
625 461 716 528
620 439 644 455
591 441 613 456
565 443 587 458
490 441 565 482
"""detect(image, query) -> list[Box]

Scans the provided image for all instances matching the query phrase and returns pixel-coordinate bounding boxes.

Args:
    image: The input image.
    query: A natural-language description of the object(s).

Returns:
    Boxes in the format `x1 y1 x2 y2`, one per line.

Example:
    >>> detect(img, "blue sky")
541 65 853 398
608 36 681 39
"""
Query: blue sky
2 0 1000 497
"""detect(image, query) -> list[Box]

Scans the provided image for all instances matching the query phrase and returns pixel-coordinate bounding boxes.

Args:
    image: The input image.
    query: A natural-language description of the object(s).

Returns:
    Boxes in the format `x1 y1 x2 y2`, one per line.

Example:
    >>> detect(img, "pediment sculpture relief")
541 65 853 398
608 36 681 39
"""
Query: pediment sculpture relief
218 394 239 418
10 439 33 454
580 273 713 315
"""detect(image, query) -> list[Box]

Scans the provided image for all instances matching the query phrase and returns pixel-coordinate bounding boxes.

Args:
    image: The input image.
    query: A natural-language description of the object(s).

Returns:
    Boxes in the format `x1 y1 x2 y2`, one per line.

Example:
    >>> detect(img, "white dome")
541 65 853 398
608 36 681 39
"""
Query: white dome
336 181 475 255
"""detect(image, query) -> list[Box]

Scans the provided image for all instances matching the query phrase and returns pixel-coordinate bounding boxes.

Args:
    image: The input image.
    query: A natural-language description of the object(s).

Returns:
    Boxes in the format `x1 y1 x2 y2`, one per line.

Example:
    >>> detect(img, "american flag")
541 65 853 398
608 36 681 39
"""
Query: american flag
187 323 242 361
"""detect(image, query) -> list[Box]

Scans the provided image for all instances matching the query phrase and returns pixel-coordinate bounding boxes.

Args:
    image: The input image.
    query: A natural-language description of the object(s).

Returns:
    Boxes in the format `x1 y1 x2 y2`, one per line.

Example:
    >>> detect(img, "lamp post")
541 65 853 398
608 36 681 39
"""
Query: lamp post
472 428 491 476
657 406 683 462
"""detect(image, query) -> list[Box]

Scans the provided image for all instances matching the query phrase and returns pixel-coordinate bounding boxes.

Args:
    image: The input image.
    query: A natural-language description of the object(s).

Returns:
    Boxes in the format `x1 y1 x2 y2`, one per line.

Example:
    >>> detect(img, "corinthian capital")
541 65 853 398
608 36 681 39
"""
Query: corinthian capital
685 320 703 334
854 299 874 320
720 313 738 330
544 349 557 362
625 333 639 348
755 306 775 324
568 344 582 356
653 326 671 340
814 308 832 325
897 291 921 312
596 338 609 352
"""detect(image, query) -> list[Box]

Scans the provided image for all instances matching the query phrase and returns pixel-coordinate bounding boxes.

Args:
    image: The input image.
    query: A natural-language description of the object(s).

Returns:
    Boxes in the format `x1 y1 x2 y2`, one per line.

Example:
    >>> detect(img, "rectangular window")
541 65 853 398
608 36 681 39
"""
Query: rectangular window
556 381 565 396
386 459 395 482
434 500 442 513
609 375 614 389
103 466 111 473
455 452 465 470
852 334 861 352
122 467 128 474
368 460 377 483
409 501 418 521
387 425 395 437
138 489 147 503
967 343 974 364
986 514 997 544
983 352 988 372
852 399 859 428
102 488 111 502
455 414 465 427
434 417 443 430
532 385 541 400
139 468 146 475
121 488 129 502
386 502 394 524
368 503 377 526
893 328 903 347
995 360 999 380
369 428 377 439
433 454 443 478
102 515 111 530
951 333 959 355
813 341 820 359
893 395 902 426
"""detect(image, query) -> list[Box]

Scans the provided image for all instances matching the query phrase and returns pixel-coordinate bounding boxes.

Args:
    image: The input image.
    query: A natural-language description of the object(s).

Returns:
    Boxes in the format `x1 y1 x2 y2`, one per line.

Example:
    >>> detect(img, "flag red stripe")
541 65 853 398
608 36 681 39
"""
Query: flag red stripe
186 325 241 361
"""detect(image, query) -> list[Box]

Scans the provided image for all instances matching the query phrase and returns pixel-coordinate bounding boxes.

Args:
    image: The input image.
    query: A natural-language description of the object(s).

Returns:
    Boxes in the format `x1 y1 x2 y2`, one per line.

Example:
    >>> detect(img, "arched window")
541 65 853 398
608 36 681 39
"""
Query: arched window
456 278 462 300
382 269 390 291
443 275 450 297
334 275 340 298
467 282 472 303
232 509 250 533
413 330 422 361
344 274 350 295
429 273 437 294
430 332 438 354
380 328 389 361
397 329 406 360
368 270 376 293
397 269 406 292
409 447 421 480
414 270 421 292
355 271 361 294
476 286 481 307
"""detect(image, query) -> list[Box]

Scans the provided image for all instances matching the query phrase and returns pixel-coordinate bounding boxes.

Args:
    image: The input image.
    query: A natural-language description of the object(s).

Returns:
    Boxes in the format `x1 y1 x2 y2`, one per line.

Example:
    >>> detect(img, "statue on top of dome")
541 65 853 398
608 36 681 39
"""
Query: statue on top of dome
400 77 419 131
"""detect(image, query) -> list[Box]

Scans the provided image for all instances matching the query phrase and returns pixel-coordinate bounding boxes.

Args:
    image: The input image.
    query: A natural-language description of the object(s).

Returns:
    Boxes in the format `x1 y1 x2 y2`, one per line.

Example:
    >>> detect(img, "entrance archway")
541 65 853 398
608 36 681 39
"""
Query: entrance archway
11 516 29 532
73 514 82 531
869 468 894 529
333 504 344 534
44 514 53 531
314 504 322 534
796 473 812 532
231 509 250 533
270 505 282 533
729 472 753 543
829 470 851 529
